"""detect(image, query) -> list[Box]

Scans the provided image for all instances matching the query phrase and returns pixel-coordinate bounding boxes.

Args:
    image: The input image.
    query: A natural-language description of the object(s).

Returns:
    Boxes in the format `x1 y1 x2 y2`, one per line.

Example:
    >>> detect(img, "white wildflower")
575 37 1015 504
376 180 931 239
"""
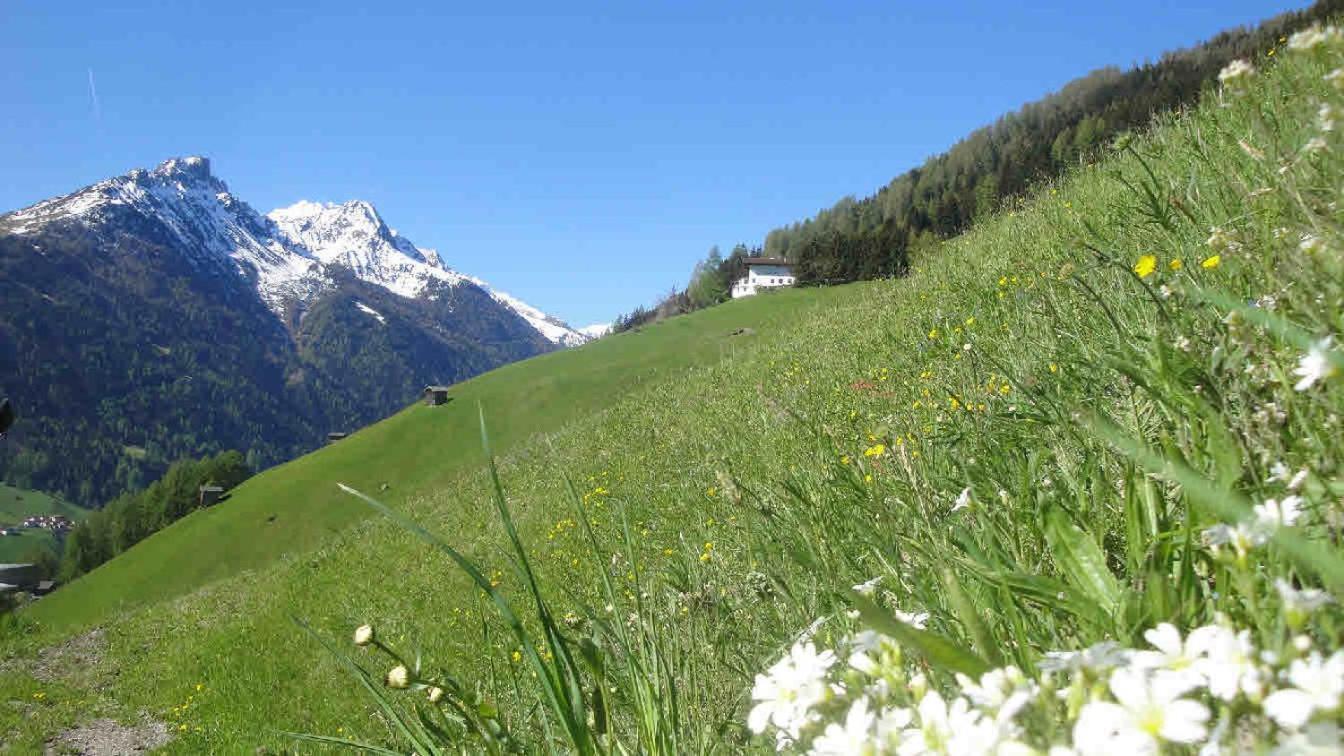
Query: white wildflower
1270 721 1343 755
1218 60 1256 87
426 686 445 703
810 696 880 755
898 690 993 755
1320 104 1339 132
1254 496 1306 529
956 666 1037 740
1129 623 1207 690
1263 651 1344 729
1299 234 1326 254
894 609 930 630
1293 337 1339 391
854 576 884 597
1202 522 1269 561
1039 641 1131 673
749 641 837 740
1276 579 1334 617
1288 468 1309 491
1193 626 1264 702
1289 26 1330 51
1072 668 1208 754
1270 462 1291 483
953 487 972 512
876 705 916 750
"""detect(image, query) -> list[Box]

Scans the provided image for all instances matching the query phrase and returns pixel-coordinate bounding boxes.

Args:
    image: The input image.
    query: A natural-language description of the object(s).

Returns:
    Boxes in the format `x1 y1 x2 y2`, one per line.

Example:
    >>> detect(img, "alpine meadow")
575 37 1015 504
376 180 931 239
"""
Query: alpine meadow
3 8 1344 756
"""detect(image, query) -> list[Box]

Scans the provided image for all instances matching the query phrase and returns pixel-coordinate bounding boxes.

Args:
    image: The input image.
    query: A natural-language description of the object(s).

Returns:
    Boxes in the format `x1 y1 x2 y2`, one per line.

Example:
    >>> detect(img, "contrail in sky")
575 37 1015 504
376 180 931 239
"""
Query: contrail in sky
87 68 101 121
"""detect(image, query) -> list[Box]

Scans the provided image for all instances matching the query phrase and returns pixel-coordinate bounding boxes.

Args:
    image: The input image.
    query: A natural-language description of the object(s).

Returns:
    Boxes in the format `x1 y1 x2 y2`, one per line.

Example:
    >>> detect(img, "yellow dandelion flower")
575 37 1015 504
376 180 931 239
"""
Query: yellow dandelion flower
1133 255 1158 278
511 650 522 663
1201 255 1221 269
840 454 851 465
864 474 873 484
1049 363 1059 373
1168 259 1183 271
927 328 939 339
699 552 711 563
863 443 885 457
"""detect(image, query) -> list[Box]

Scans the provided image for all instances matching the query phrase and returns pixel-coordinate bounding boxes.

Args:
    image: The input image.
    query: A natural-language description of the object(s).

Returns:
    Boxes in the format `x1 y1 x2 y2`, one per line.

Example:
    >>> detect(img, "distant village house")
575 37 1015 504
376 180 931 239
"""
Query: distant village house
327 432 349 443
423 385 451 406
20 514 71 532
731 257 796 299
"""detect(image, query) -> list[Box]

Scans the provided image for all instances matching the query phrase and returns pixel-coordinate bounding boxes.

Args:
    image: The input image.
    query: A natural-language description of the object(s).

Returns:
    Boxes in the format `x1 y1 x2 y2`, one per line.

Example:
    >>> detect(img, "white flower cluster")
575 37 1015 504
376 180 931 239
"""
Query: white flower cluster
748 614 1342 754
1288 25 1343 52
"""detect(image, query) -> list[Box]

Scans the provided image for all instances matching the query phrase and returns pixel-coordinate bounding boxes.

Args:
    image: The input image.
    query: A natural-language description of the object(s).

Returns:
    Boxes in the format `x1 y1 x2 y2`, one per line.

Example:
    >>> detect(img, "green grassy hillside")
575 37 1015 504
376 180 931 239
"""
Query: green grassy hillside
24 289 832 633
4 31 1344 755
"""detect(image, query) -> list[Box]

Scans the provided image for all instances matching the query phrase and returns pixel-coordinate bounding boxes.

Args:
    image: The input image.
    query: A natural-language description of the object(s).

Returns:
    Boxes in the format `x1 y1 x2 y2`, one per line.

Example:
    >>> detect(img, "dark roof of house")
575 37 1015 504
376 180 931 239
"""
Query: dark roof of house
199 485 224 492
424 385 451 392
743 257 793 267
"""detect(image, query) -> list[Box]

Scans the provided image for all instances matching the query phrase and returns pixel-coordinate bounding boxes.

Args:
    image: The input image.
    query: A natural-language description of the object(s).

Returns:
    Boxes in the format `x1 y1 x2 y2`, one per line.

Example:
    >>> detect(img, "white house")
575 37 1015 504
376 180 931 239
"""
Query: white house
731 257 796 298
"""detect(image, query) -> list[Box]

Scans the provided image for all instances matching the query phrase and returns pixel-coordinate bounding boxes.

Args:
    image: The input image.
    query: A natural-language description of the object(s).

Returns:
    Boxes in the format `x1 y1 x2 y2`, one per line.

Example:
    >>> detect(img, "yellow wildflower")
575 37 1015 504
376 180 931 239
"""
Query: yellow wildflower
1133 255 1158 278
863 443 885 458
1169 259 1183 271
1202 255 1221 269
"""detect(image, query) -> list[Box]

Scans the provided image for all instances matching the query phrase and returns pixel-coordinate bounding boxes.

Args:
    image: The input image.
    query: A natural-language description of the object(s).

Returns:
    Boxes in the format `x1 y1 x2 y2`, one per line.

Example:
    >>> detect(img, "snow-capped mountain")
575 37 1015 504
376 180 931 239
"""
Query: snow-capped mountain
266 198 590 347
2 157 588 347
0 156 591 503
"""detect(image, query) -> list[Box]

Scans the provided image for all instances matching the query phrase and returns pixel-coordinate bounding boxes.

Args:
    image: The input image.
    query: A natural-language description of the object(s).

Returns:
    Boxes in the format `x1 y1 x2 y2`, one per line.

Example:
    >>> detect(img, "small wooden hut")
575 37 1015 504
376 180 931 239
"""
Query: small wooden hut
423 385 451 406
199 484 225 507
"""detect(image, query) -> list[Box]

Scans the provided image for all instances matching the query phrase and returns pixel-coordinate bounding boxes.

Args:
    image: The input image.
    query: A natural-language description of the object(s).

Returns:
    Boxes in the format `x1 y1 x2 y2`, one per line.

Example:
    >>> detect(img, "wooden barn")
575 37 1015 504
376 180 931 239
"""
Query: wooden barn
423 385 451 406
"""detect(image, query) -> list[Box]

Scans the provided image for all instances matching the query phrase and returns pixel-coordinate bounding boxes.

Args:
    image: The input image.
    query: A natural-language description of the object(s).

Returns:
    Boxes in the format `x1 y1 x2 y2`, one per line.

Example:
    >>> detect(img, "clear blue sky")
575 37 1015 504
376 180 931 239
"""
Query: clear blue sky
0 1 1303 327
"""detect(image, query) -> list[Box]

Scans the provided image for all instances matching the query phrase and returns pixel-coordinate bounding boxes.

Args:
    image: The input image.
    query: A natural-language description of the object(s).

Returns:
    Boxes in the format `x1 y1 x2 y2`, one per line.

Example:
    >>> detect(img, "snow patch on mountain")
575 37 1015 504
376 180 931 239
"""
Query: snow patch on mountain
354 301 387 324
578 323 612 339
465 279 590 347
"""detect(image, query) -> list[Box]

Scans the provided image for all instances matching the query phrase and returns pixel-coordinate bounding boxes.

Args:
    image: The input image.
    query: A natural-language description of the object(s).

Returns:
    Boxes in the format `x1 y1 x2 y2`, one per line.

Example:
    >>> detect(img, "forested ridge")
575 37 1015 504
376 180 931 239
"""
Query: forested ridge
617 0 1344 331
57 450 252 581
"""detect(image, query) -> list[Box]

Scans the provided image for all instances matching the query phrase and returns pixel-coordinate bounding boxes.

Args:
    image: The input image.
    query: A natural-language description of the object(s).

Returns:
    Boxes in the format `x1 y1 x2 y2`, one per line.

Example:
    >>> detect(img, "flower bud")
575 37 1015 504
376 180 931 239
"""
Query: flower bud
353 624 375 647
385 665 410 689
427 686 445 703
